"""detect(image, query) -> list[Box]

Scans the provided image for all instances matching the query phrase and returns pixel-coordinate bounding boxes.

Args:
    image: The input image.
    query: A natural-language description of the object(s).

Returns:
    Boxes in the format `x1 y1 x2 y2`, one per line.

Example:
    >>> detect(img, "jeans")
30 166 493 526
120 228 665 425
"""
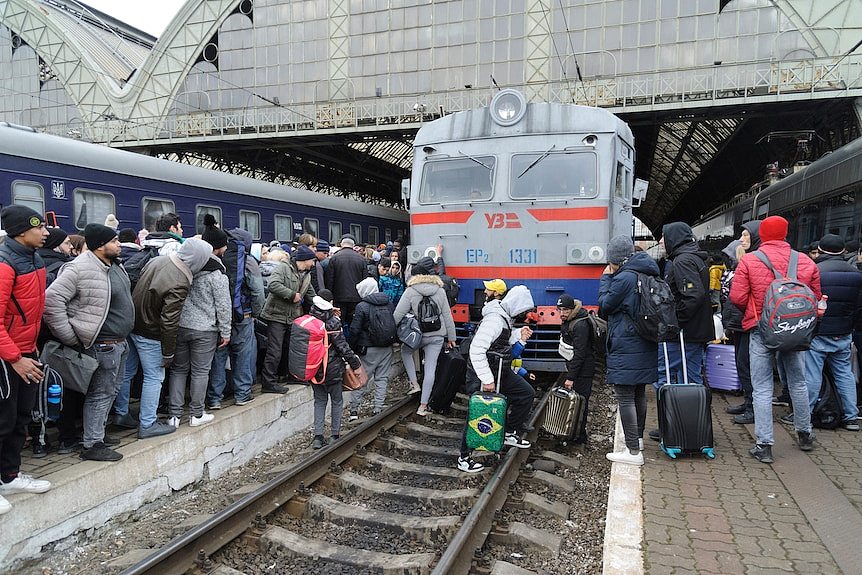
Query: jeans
805 334 859 422
0 359 38 477
261 320 290 389
401 335 444 405
313 380 343 436
171 328 218 417
749 329 811 445
348 346 392 412
656 341 704 388
614 384 647 452
732 331 752 409
208 318 255 404
83 342 128 448
119 334 165 429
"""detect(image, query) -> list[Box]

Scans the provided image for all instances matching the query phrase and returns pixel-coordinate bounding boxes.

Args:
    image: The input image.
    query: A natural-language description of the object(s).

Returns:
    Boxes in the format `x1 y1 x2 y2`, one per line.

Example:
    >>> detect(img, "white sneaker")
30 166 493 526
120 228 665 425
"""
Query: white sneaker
407 382 421 395
504 432 531 449
167 416 180 428
638 438 644 451
0 474 51 494
457 456 484 473
606 450 644 466
190 412 214 427
416 405 428 416
0 494 10 515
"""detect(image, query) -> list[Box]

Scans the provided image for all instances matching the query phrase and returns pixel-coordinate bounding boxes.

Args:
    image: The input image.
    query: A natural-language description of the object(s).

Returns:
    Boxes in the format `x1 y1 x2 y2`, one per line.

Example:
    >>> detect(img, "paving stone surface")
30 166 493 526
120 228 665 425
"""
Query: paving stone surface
640 389 855 575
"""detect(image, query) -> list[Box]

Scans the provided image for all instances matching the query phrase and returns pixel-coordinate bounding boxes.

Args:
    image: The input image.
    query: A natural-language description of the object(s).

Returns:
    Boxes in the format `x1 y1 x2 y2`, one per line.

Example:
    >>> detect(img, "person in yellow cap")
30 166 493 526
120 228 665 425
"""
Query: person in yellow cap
483 279 507 302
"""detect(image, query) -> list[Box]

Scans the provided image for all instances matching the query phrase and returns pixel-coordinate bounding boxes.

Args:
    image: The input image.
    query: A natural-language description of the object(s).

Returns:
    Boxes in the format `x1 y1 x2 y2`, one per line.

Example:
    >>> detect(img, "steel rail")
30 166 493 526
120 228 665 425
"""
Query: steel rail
120 395 416 575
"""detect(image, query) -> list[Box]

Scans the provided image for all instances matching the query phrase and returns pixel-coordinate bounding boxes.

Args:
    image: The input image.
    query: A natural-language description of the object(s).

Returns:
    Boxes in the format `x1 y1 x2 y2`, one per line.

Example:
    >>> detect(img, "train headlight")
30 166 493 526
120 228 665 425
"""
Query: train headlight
490 89 526 127
582 134 598 147
588 245 605 262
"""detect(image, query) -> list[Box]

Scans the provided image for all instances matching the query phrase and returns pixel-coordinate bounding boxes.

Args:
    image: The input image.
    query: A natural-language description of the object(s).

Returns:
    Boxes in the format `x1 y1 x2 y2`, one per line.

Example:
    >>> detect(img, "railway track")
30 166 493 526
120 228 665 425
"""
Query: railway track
120 377 572 575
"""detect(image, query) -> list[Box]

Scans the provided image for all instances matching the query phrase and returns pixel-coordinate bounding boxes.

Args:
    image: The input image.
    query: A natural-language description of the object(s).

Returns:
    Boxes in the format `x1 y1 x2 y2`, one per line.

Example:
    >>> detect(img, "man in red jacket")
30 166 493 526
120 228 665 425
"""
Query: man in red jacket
730 216 821 464
0 206 50 515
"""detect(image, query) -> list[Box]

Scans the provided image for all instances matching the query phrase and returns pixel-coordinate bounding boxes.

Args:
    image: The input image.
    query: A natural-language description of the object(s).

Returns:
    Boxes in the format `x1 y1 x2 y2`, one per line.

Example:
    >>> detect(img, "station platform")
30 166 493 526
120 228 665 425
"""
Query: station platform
606 389 862 575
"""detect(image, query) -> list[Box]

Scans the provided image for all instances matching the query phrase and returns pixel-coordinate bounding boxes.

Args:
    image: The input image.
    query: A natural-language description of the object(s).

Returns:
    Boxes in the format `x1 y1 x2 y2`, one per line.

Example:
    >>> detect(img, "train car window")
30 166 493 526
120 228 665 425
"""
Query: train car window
11 181 45 214
328 221 342 243
142 198 176 231
195 205 223 234
239 210 261 240
385 228 392 242
74 189 116 231
303 218 319 238
369 226 379 246
419 156 495 204
510 152 597 200
615 163 632 199
274 215 293 242
350 223 362 243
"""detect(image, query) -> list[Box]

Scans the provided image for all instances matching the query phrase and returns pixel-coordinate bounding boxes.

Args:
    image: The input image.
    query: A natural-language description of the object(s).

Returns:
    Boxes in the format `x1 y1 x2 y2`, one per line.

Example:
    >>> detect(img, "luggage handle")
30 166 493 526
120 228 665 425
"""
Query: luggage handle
662 329 691 386
496 357 503 394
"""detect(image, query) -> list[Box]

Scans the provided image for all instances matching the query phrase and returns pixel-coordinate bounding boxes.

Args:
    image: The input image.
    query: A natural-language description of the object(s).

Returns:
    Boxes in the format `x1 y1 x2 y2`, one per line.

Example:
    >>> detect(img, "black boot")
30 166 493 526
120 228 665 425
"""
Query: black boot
749 443 773 463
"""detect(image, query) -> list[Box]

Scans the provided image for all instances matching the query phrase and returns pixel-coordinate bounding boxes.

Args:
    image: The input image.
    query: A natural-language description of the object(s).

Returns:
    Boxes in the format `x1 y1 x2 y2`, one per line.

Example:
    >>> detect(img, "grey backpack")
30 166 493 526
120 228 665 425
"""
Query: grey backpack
397 313 422 348
753 250 817 351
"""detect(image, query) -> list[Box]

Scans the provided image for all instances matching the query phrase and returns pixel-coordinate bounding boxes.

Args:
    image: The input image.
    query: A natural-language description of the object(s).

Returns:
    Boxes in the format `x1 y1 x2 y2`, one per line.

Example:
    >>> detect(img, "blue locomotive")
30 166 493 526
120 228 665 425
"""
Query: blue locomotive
0 123 408 245
404 90 645 371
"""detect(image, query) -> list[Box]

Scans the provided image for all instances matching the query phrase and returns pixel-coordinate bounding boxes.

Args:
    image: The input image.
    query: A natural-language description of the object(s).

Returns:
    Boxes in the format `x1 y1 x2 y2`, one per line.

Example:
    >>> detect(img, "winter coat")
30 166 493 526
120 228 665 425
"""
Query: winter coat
720 222 761 333
348 291 394 351
119 242 141 264
261 259 315 324
378 273 405 306
179 255 232 339
227 227 265 317
324 247 367 304
311 259 325 293
598 251 659 386
309 305 361 384
468 286 534 385
662 222 713 343
561 307 595 382
813 253 862 336
142 231 183 256
44 251 132 349
730 240 822 332
132 238 212 358
392 274 457 342
36 248 71 287
0 238 46 362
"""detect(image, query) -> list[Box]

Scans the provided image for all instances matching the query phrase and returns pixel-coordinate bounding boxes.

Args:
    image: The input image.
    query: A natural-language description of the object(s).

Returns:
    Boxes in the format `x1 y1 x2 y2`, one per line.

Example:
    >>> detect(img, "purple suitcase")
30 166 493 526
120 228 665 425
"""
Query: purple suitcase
705 344 741 392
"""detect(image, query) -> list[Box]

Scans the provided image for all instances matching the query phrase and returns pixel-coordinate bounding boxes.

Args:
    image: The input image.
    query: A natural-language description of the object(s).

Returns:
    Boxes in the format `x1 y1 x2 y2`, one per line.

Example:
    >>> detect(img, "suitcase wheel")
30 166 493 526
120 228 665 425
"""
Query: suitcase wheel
702 447 716 459
660 443 680 459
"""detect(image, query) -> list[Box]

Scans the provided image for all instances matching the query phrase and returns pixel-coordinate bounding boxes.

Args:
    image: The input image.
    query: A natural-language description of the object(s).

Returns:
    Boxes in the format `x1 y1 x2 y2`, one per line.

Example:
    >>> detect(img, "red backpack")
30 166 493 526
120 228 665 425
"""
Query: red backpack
288 315 330 384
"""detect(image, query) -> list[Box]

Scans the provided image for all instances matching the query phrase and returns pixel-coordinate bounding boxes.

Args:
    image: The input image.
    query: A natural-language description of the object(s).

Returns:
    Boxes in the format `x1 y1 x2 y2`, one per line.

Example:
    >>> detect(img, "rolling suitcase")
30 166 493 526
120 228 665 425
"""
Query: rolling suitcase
429 346 468 413
704 343 741 392
657 331 716 459
542 387 586 442
466 358 508 452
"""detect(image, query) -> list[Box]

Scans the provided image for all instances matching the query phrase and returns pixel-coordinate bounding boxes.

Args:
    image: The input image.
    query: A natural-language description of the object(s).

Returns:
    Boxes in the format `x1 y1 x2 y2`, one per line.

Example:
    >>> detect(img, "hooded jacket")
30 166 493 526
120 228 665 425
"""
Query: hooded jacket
392 274 457 341
0 238 46 362
468 285 534 385
598 251 659 386
132 237 211 358
179 255 232 339
662 222 713 343
324 246 367 304
721 221 761 333
561 307 595 382
229 228 265 317
813 252 862 336
142 231 183 256
348 278 394 351
309 304 361 384
261 258 315 324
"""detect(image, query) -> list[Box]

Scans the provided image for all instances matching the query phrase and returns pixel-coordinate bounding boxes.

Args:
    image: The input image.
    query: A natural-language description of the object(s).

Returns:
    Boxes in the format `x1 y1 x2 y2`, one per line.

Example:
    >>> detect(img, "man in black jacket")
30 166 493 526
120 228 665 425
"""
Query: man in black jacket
802 234 862 430
557 294 595 443
324 234 367 328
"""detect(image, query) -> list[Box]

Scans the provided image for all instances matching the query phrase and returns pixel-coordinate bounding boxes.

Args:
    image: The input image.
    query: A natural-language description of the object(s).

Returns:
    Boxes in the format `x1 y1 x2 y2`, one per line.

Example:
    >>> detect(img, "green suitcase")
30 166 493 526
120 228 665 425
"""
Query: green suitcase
465 358 508 452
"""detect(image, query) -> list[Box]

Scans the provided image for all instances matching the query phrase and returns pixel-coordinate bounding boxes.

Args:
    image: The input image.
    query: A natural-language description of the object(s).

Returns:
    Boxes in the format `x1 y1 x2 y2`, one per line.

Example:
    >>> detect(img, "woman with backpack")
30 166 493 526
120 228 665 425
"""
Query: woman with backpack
393 260 457 416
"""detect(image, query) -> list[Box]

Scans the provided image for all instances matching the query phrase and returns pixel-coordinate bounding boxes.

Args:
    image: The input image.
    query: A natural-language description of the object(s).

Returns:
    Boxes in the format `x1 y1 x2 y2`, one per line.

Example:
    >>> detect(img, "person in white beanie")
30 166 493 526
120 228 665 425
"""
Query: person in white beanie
104 214 120 230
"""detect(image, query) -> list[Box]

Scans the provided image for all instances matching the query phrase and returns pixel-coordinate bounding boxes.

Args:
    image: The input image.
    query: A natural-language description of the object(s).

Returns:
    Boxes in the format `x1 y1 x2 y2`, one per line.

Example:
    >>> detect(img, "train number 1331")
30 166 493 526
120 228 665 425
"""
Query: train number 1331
509 249 538 264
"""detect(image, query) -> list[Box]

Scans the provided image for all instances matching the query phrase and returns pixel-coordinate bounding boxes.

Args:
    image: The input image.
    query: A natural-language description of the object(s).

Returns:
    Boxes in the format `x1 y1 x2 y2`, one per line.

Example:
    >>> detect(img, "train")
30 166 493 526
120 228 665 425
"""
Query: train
692 136 862 251
405 90 646 371
0 122 408 246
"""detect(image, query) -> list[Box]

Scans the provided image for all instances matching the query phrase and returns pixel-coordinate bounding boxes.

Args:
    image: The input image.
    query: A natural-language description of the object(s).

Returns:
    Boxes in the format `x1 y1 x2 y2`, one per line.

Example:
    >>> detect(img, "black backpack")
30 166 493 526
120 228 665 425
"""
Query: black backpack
123 245 160 290
812 366 843 430
417 295 442 333
633 273 679 342
440 274 460 308
367 303 397 346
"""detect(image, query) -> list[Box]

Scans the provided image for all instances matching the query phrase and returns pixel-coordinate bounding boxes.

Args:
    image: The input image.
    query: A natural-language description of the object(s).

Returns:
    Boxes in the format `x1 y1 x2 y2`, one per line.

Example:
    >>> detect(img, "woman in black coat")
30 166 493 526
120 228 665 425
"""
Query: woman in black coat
557 294 595 443
598 236 660 466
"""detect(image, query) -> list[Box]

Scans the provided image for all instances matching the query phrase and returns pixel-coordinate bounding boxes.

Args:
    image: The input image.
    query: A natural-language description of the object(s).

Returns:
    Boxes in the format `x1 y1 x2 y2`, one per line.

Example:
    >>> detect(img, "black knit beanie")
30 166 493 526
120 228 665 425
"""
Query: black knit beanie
202 225 229 250
1 205 44 238
44 227 69 250
84 223 118 251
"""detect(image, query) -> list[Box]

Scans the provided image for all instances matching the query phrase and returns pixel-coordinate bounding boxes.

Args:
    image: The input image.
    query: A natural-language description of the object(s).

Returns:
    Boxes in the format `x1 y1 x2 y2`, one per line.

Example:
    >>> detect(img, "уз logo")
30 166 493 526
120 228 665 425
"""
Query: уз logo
485 212 521 229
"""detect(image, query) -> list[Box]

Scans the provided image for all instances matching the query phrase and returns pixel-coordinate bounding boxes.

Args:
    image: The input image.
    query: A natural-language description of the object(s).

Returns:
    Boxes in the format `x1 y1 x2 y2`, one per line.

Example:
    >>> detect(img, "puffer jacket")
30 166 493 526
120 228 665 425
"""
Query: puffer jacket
309 305 361 384
378 273 405 306
662 222 713 342
561 307 595 382
132 238 212 358
730 240 821 332
0 238 46 362
392 274 456 341
261 259 315 324
324 247 367 304
468 286 534 385
179 255 231 339
36 248 71 287
44 251 132 349
813 253 862 336
598 251 659 386
349 291 394 351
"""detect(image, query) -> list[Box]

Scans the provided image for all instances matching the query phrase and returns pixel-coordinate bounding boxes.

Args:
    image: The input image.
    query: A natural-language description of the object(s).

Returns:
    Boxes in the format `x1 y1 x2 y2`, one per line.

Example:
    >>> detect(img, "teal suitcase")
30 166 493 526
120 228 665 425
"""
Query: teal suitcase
465 358 508 452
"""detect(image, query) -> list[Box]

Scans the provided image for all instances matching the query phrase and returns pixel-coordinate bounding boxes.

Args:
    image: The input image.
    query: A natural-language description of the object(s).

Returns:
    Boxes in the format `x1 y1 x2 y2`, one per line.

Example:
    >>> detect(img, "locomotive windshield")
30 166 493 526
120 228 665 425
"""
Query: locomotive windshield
419 156 496 204
510 152 598 200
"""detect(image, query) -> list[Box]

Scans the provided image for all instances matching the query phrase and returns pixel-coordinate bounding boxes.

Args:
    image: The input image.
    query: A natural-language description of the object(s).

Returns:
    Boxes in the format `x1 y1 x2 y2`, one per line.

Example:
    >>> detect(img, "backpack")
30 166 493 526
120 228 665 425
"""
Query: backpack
633 273 679 342
573 312 608 358
288 314 330 383
367 303 397 346
417 295 442 333
222 232 249 323
123 245 160 290
812 366 843 429
753 250 817 352
440 274 460 308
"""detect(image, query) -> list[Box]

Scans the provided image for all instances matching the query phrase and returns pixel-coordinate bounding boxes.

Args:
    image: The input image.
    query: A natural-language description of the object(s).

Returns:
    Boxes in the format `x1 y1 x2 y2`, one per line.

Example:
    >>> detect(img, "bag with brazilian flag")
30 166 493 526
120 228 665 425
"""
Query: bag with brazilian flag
465 357 508 452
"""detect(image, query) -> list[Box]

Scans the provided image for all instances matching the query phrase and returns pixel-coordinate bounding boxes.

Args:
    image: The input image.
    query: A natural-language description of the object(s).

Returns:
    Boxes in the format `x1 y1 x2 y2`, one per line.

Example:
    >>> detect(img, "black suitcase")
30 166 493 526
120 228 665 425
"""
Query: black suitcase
657 331 716 459
428 346 467 414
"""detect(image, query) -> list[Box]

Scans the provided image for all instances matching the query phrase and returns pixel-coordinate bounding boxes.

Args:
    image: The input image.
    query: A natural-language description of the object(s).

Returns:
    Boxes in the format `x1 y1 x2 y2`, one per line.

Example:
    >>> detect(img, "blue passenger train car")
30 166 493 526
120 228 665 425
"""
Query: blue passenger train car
0 123 408 245
405 90 645 371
